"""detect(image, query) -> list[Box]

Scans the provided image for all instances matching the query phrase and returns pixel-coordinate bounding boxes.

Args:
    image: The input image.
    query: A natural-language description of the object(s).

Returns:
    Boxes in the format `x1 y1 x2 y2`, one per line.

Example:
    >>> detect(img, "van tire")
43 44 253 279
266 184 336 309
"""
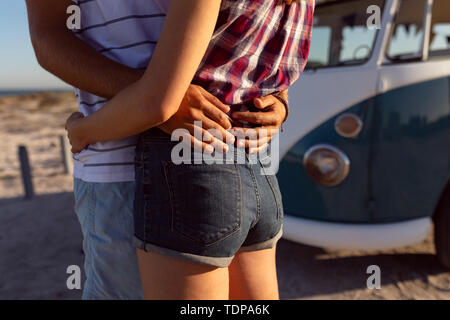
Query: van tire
434 183 450 268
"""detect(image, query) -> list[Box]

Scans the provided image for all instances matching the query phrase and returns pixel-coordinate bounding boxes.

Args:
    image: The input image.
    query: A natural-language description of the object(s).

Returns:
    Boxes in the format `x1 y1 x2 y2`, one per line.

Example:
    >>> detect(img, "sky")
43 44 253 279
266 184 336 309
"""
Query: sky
0 0 69 90
0 1 447 91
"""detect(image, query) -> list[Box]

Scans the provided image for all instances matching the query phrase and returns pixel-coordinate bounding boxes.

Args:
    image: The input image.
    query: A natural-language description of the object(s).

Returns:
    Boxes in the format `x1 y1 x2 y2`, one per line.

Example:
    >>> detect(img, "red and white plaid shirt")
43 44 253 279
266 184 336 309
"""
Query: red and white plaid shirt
193 0 315 107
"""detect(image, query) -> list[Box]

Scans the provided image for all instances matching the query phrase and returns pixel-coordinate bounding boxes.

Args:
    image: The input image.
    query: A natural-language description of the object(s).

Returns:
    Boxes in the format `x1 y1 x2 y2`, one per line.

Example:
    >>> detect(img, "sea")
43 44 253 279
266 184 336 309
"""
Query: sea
0 88 71 97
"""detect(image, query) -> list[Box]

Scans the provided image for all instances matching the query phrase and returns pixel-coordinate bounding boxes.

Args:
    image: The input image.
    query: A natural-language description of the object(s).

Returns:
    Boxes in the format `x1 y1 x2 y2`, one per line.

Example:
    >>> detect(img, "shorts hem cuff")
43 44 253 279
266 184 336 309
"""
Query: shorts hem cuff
238 226 283 253
132 236 233 268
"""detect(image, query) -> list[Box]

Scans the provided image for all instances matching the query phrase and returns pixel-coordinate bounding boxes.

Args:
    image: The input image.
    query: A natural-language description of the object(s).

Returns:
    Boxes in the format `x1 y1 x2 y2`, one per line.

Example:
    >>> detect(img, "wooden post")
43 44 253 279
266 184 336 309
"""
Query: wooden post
60 134 73 175
18 145 34 200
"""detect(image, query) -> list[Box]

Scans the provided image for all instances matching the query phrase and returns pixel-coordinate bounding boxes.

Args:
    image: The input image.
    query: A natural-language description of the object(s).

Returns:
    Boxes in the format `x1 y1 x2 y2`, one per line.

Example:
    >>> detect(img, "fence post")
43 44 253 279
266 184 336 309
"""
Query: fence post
60 134 73 175
18 145 34 200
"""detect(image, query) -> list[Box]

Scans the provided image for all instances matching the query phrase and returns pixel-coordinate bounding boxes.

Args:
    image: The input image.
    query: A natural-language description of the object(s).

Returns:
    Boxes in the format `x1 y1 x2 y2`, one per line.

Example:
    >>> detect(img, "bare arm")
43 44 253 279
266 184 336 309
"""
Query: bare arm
26 0 234 153
25 0 143 99
68 0 222 146
26 0 289 154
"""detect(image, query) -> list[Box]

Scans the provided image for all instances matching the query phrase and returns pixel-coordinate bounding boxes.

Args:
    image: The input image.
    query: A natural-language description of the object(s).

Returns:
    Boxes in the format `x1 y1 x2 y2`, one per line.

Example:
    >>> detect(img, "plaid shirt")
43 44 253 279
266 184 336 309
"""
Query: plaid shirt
193 0 315 107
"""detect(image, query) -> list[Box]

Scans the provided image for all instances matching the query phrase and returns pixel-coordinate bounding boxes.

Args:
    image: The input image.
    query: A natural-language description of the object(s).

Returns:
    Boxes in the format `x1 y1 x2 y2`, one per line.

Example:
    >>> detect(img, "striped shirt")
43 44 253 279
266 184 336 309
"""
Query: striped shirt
71 0 314 183
71 0 168 182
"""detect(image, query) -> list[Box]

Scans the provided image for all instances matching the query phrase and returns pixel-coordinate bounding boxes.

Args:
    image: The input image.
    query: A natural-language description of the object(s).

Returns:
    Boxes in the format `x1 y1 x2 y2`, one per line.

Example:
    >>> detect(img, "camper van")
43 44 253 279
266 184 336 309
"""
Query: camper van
278 0 450 267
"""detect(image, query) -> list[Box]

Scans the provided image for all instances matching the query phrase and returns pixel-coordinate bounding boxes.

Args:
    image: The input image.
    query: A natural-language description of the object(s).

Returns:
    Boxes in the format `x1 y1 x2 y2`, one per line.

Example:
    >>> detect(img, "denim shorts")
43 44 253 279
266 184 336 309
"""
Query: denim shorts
133 128 283 268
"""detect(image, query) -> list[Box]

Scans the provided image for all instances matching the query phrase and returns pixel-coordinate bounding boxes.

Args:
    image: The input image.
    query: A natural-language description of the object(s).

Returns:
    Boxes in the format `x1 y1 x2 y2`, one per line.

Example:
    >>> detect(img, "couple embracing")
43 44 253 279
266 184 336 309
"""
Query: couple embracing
26 0 314 299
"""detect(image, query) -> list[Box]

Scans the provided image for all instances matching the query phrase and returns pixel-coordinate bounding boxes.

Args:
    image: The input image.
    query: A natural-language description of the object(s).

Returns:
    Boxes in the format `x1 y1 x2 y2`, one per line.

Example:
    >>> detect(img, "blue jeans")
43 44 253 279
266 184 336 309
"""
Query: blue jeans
73 178 144 300
133 128 283 268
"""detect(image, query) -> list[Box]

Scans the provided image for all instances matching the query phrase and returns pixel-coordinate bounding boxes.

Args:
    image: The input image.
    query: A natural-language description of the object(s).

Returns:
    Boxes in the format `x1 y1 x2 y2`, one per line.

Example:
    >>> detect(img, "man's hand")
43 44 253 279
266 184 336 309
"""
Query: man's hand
158 84 235 153
160 87 288 154
65 112 88 153
231 92 287 153
64 84 287 155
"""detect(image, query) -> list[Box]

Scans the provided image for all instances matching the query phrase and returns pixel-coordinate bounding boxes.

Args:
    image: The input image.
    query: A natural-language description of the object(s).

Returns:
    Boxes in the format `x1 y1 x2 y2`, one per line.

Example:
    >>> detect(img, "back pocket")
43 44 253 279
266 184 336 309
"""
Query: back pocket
163 162 242 246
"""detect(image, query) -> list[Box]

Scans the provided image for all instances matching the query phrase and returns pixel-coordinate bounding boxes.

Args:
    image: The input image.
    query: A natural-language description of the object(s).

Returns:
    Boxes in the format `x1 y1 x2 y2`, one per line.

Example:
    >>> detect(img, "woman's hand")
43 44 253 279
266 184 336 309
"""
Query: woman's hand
65 112 89 153
158 84 235 153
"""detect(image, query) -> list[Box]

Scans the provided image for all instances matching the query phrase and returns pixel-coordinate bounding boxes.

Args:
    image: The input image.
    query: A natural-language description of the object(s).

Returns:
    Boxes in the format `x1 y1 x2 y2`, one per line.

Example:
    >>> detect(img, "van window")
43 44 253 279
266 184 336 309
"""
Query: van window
387 0 426 61
305 0 385 69
428 0 450 58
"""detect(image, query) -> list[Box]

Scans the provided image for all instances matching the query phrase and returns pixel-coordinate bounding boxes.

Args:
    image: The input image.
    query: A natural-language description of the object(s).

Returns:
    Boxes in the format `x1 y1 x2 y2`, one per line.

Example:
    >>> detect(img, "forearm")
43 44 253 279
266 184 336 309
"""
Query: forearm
74 79 165 145
73 0 222 145
32 29 143 99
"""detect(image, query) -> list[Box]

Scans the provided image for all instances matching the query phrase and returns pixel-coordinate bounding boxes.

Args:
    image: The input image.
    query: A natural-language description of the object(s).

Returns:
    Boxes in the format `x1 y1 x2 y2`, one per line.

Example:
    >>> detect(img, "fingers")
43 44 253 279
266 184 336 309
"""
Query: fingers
201 117 235 144
231 126 279 140
252 126 280 137
250 94 286 128
65 112 87 154
270 94 287 122
68 112 84 121
197 86 230 113
232 127 272 154
177 128 215 154
253 95 277 110
189 135 215 154
235 135 271 149
184 123 230 153
65 112 84 130
248 143 269 154
184 125 270 155
230 126 275 154
68 137 85 154
186 85 232 130
233 94 285 127
231 109 280 126
201 100 233 130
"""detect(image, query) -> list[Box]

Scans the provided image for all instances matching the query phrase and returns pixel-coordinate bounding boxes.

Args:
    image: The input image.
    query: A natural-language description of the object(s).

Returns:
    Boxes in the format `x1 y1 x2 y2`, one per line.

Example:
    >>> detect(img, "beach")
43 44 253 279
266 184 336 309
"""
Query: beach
0 92 449 299
0 91 81 299
0 91 77 198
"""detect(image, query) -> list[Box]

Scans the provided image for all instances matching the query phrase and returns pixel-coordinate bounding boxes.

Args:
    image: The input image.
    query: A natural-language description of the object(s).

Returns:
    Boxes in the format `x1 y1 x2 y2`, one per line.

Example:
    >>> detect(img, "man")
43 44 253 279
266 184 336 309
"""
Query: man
25 0 288 299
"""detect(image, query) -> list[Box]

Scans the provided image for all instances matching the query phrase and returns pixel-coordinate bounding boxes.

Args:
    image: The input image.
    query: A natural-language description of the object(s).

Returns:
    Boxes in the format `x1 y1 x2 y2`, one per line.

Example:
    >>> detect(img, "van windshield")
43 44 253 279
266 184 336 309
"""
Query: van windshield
306 0 385 70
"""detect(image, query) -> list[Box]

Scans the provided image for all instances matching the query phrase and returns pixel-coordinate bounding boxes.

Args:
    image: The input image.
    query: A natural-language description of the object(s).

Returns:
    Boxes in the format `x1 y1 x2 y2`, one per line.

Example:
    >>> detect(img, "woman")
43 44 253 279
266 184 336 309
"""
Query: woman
66 0 314 299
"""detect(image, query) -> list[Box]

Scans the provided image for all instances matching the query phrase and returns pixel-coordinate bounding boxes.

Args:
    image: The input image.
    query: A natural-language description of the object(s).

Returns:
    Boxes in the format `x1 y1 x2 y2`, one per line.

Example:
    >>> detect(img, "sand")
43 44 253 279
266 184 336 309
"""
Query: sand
0 92 449 299
0 92 77 198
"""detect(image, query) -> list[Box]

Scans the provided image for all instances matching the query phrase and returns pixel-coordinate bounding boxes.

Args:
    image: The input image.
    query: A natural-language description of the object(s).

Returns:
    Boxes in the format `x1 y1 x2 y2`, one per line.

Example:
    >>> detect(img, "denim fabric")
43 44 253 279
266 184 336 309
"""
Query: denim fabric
73 179 144 300
133 128 283 268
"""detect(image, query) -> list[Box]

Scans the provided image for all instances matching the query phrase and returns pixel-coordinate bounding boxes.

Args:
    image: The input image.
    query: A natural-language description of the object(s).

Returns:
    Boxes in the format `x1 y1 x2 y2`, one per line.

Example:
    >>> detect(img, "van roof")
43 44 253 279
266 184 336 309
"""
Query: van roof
316 0 449 25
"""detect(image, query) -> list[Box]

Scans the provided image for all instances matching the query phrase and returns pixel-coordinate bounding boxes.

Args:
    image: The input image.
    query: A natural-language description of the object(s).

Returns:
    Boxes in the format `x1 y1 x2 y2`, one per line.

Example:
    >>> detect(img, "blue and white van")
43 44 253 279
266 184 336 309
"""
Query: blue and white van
278 0 450 266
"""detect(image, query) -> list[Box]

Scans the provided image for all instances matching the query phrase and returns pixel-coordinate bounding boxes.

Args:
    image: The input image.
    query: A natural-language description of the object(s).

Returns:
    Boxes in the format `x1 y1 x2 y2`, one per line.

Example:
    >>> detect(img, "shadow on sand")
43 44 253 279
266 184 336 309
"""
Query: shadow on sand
0 192 83 300
277 238 449 299
0 192 448 299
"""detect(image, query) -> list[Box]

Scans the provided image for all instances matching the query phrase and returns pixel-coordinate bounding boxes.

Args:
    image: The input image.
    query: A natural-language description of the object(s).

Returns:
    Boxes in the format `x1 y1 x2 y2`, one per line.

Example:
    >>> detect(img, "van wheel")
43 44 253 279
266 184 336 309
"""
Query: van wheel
434 183 450 268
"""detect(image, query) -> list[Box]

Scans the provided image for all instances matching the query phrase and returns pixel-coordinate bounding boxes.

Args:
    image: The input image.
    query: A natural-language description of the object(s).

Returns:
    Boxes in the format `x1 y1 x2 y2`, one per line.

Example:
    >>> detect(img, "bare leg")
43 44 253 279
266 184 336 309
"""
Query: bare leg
228 246 279 300
137 249 229 300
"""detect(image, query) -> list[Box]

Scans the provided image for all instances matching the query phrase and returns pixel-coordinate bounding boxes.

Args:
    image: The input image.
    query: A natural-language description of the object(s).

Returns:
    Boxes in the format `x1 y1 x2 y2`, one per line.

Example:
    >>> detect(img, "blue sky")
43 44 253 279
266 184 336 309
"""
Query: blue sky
0 0 69 90
1 1 447 91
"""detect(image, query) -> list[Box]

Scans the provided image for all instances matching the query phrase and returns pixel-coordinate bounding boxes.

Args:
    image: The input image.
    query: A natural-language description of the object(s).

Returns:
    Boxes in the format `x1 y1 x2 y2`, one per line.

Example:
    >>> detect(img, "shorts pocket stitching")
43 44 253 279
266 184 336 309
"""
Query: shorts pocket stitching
162 161 242 246
162 162 176 232
249 165 261 228
263 172 283 221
